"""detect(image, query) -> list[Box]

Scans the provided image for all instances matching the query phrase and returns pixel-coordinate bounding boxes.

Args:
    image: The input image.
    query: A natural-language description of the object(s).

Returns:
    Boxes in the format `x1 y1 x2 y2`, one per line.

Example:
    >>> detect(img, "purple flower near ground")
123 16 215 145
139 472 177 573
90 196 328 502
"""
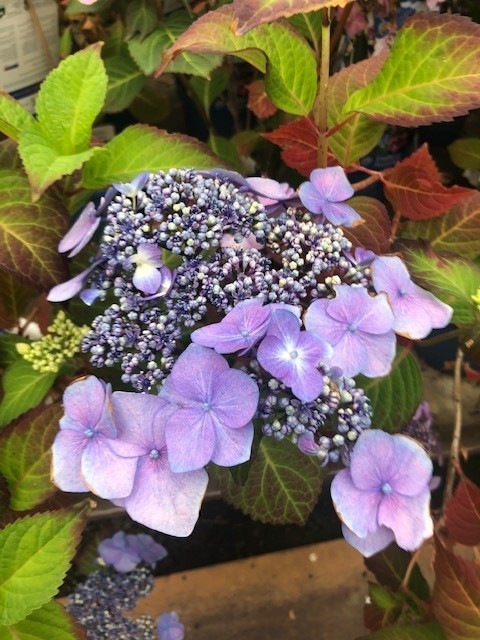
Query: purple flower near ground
109 392 208 536
127 533 168 565
298 167 361 227
191 298 271 353
162 344 259 473
128 244 171 296
304 285 396 379
157 612 185 640
331 430 434 557
371 255 453 339
51 376 138 499
47 258 106 302
98 531 141 573
257 310 332 402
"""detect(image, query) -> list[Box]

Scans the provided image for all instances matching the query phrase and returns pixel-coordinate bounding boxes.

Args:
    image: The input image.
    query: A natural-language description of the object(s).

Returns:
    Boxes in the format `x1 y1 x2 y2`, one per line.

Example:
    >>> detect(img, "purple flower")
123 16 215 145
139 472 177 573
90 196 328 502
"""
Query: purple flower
51 376 138 499
331 429 434 557
113 172 149 198
162 344 259 473
191 298 271 353
257 309 332 402
298 167 361 227
47 258 106 302
157 612 185 640
58 202 101 257
371 255 453 339
304 285 396 378
126 533 168 565
98 531 141 573
128 244 171 295
109 392 208 536
246 177 300 214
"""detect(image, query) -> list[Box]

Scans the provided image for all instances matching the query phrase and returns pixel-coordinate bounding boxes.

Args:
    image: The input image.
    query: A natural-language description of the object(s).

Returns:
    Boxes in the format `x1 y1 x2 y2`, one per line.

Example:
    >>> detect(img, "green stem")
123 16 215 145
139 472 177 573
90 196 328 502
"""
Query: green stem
314 9 331 168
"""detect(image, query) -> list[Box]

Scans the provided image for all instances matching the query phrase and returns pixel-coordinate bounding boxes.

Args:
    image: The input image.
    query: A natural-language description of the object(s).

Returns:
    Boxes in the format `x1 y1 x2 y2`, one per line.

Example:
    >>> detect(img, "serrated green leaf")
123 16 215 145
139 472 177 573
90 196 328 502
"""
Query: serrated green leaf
211 437 326 525
344 13 480 127
0 93 33 142
0 335 26 369
0 360 56 428
129 10 222 78
449 138 480 170
0 404 63 511
288 10 322 50
82 124 221 188
401 192 480 260
358 622 446 640
357 348 422 433
0 171 69 289
0 599 87 640
0 507 88 625
406 250 480 326
190 68 229 114
158 5 317 115
35 45 107 154
103 48 145 113
125 0 158 40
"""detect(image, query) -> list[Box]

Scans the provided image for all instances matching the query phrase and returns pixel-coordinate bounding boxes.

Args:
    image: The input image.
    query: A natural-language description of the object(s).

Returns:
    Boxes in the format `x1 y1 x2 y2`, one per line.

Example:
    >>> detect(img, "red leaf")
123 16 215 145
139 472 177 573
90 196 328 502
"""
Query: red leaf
263 117 336 176
246 80 278 119
433 538 480 639
445 478 480 546
344 196 392 254
383 144 472 220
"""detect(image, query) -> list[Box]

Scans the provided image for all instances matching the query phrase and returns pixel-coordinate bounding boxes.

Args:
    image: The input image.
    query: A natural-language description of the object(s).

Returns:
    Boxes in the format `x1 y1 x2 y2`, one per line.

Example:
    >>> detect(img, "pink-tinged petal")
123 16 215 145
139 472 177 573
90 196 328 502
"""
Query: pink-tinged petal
297 431 321 456
257 335 294 382
386 435 433 497
81 437 138 499
378 489 433 551
327 330 368 379
170 345 229 404
111 392 171 450
123 455 208 536
246 177 295 202
310 167 354 202
269 303 302 318
211 369 259 428
267 309 301 343
331 469 382 537
133 263 163 295
352 330 396 378
322 201 361 227
304 299 347 345
192 322 251 353
47 258 105 302
51 429 89 492
330 287 394 335
61 376 112 432
298 180 326 214
290 365 324 402
372 256 411 292
165 407 216 472
296 330 333 364
350 430 395 490
342 523 395 558
211 422 254 467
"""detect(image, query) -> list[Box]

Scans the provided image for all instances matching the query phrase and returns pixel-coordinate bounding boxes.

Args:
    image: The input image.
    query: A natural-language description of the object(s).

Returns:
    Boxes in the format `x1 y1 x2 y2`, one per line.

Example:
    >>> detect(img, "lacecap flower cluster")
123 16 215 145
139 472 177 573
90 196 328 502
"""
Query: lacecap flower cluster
50 167 451 556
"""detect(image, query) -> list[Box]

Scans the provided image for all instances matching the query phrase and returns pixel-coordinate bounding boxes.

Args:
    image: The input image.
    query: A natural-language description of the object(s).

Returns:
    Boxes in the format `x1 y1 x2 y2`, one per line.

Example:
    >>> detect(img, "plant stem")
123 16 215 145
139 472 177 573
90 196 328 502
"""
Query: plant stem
420 328 461 347
444 347 465 506
400 547 422 592
314 9 331 168
181 0 195 19
352 173 382 191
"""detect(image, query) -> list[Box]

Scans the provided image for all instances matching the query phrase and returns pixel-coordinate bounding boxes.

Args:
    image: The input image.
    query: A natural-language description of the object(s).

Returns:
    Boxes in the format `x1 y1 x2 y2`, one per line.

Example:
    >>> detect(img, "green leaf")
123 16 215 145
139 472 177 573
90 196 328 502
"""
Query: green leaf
0 93 33 142
358 622 446 640
0 404 63 511
0 335 26 369
190 68 229 114
0 360 56 428
0 600 87 640
210 437 326 525
344 13 480 127
357 348 422 433
208 135 244 172
0 506 88 625
0 171 69 290
289 10 322 49
401 192 480 260
365 545 430 601
103 48 145 113
449 138 480 170
125 0 158 40
82 124 221 188
328 56 387 165
406 250 480 326
158 5 317 116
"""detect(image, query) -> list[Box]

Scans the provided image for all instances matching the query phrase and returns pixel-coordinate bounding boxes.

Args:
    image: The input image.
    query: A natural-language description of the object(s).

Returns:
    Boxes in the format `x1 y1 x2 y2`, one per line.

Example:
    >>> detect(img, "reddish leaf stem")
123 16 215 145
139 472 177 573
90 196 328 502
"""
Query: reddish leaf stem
444 348 465 508
325 112 357 138
314 8 331 168
352 173 383 192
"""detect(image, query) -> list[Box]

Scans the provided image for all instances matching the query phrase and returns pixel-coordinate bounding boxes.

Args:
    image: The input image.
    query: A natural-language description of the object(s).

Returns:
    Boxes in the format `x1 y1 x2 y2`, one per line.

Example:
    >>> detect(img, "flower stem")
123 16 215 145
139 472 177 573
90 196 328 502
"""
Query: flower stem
314 9 331 168
352 173 382 192
444 347 464 507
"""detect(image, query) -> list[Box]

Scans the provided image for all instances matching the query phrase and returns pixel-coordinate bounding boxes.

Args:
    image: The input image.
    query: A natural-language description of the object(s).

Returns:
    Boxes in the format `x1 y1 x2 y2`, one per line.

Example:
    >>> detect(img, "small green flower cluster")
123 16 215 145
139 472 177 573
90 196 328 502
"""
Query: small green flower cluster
17 311 88 373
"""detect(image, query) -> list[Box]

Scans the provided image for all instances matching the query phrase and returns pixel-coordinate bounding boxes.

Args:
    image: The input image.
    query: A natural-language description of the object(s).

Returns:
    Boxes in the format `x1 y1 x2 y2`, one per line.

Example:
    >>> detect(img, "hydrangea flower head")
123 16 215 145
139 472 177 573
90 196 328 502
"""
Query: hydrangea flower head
162 344 259 472
331 429 434 557
371 256 453 339
298 167 361 227
304 285 396 378
257 309 332 402
51 376 138 499
157 612 185 640
191 298 271 353
110 392 208 536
